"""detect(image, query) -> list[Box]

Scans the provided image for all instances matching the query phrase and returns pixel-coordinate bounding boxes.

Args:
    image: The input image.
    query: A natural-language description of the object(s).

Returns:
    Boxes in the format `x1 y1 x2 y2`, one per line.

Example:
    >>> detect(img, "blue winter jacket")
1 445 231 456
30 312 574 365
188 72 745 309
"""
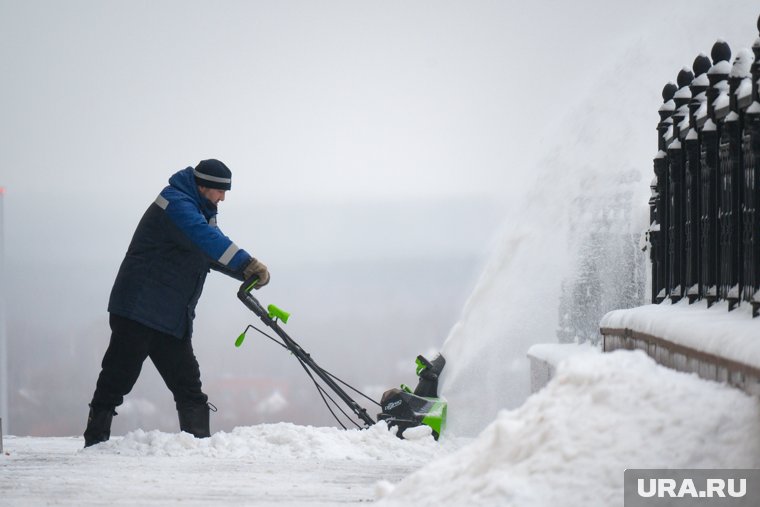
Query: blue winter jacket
108 167 253 338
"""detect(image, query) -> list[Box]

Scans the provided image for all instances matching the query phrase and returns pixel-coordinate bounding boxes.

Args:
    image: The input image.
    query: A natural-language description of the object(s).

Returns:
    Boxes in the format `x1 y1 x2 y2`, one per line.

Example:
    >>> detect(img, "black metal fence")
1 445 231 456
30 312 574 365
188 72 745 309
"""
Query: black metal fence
649 15 760 317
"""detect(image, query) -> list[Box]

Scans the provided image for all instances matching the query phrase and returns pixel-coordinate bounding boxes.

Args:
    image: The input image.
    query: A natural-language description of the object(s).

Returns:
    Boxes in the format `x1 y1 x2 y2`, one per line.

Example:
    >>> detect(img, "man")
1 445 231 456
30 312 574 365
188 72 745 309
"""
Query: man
83 159 269 447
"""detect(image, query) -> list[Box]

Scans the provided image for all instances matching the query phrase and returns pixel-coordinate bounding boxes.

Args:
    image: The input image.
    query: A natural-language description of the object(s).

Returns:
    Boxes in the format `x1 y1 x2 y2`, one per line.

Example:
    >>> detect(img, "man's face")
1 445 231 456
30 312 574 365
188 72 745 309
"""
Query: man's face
198 186 226 205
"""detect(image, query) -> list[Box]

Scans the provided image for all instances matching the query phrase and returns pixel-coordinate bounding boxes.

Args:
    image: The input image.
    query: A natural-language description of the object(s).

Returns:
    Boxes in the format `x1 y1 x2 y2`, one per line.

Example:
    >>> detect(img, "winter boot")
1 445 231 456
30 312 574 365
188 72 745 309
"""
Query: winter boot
178 402 215 438
83 404 117 448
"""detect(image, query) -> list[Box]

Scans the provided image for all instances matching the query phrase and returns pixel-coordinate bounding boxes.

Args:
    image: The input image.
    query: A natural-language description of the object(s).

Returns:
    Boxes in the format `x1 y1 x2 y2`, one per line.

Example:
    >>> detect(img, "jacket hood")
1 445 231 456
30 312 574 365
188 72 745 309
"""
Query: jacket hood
168 167 218 219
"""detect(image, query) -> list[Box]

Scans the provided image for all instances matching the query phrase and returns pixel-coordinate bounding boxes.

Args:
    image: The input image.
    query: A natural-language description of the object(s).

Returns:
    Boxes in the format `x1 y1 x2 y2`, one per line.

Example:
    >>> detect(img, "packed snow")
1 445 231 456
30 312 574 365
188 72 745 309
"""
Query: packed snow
1 421 456 507
3 350 759 506
601 299 760 367
95 420 444 461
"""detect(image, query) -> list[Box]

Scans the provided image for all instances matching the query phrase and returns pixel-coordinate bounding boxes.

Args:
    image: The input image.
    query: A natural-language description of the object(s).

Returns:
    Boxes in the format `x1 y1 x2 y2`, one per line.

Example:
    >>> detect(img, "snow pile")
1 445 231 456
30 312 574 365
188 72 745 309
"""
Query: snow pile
87 419 448 461
602 299 760 367
379 350 760 507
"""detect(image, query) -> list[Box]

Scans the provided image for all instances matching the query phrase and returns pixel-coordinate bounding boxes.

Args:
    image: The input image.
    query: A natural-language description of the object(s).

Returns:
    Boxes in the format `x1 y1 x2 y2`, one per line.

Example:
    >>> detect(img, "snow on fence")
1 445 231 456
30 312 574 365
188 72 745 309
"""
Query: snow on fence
601 301 760 397
602 328 760 397
646 14 760 317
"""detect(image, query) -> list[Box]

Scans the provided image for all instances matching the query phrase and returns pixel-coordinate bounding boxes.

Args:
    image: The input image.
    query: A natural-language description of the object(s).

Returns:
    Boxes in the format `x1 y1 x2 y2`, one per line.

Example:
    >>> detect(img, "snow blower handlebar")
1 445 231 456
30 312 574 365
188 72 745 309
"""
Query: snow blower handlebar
235 275 447 438
236 275 377 427
237 276 268 321
235 278 290 347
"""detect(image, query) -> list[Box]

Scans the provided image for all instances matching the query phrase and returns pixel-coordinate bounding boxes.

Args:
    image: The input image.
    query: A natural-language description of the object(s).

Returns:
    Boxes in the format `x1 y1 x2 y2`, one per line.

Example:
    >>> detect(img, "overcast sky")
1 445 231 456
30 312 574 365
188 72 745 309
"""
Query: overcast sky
0 0 688 270
0 0 669 201
4 1 756 205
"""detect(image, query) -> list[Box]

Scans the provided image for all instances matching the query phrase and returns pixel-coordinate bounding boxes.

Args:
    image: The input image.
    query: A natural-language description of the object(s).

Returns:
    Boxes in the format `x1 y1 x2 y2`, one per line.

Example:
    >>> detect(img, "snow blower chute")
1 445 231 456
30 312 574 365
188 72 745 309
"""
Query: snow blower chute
235 276 447 439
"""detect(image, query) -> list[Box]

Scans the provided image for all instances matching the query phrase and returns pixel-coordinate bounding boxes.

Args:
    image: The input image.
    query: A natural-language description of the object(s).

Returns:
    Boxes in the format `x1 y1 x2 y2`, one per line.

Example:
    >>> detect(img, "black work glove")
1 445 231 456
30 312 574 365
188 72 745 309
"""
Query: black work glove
243 257 270 289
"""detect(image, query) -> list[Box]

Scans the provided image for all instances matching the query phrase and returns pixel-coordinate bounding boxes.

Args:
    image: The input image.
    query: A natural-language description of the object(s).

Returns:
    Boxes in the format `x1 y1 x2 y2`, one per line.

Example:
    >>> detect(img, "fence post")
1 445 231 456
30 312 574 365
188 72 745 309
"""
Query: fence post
684 54 712 303
744 18 760 316
667 68 694 303
716 48 746 310
699 41 731 306
649 161 660 303
653 83 677 303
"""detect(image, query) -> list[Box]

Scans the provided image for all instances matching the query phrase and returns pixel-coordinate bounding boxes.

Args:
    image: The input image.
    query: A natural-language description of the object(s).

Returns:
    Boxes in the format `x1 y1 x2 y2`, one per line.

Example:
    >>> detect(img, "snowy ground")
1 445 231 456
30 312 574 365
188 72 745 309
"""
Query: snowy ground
0 422 455 507
3 350 758 507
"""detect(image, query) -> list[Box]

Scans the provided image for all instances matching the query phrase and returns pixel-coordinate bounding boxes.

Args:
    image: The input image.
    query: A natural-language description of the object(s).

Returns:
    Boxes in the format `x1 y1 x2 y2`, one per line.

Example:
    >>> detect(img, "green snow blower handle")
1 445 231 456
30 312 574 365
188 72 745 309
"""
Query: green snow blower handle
243 276 261 293
267 304 290 323
235 275 290 347
235 325 253 347
241 275 290 323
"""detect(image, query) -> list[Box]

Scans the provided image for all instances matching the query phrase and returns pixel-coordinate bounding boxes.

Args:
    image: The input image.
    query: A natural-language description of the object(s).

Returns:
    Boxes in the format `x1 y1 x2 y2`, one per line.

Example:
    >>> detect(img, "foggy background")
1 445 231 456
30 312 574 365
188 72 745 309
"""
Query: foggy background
1 0 749 436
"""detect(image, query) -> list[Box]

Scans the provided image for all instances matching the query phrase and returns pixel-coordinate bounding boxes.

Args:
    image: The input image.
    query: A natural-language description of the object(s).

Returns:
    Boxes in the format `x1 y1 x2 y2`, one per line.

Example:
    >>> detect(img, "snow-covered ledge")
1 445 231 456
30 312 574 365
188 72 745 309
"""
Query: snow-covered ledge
526 343 598 393
600 299 760 396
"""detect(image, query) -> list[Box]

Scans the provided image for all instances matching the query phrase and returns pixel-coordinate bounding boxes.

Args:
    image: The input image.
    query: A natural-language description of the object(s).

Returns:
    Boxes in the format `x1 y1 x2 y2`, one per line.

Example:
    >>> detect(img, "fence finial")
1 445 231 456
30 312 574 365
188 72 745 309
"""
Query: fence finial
711 39 732 63
693 54 712 76
662 82 677 102
677 67 695 88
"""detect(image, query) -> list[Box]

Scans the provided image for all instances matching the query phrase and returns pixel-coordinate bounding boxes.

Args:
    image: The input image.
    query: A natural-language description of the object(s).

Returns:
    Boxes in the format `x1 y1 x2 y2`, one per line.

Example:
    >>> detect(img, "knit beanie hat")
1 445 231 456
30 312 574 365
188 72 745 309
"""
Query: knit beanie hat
194 159 232 190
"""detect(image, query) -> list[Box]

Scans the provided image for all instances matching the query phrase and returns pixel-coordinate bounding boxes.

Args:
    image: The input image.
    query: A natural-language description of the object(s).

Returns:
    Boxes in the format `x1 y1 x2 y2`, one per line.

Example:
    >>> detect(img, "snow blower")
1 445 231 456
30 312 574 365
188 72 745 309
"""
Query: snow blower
235 276 447 439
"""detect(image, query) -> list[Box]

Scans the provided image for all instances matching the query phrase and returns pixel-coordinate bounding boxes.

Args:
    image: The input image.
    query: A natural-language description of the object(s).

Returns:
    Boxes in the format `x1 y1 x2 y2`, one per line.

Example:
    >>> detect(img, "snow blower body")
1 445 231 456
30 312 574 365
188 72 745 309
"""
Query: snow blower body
376 354 447 438
235 276 447 439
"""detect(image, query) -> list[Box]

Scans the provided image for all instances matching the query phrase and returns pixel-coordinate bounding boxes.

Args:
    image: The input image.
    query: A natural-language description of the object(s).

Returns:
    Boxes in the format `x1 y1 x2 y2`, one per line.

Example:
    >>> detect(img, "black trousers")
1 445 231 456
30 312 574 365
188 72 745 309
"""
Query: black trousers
90 314 208 411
